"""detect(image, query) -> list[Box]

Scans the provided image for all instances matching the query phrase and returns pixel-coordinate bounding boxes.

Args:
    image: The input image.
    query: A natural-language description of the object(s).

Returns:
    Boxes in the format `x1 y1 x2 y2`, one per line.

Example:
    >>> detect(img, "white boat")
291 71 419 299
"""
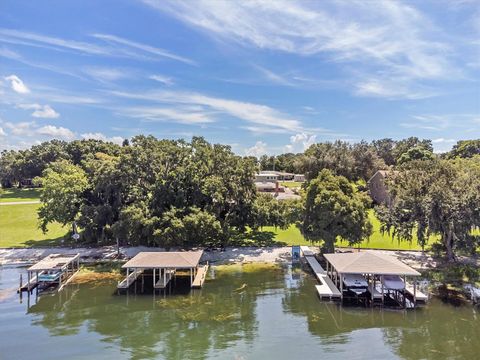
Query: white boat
343 274 368 295
381 275 405 290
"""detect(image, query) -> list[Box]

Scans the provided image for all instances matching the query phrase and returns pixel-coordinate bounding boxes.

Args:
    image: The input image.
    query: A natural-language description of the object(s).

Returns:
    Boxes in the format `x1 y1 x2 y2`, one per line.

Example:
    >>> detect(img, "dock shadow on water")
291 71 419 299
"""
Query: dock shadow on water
1 263 479 360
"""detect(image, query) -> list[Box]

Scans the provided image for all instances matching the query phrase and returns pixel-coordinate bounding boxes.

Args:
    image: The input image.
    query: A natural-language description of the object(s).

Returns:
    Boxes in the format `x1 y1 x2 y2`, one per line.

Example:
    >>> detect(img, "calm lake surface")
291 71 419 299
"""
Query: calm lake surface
0 263 479 360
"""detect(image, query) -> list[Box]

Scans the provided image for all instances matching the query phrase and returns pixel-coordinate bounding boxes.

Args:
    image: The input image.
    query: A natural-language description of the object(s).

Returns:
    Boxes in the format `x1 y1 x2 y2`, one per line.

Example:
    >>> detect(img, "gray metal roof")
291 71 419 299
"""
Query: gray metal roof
122 251 203 269
324 251 420 276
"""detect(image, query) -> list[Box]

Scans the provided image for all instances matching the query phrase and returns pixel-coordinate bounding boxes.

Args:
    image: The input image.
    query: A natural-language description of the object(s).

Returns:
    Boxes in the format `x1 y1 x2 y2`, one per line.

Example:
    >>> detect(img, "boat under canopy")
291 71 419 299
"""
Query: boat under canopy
343 274 368 295
381 275 405 290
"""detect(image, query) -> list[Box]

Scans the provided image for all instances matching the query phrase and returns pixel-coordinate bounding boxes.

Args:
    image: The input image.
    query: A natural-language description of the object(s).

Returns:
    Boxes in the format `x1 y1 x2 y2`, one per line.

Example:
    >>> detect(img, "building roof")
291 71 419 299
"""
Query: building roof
368 170 399 183
28 253 79 272
122 251 203 269
324 251 420 276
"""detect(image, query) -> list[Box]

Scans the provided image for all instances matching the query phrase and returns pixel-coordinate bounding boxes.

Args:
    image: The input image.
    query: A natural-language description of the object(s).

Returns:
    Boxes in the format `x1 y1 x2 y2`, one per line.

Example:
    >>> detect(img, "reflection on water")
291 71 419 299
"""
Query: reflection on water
0 264 479 360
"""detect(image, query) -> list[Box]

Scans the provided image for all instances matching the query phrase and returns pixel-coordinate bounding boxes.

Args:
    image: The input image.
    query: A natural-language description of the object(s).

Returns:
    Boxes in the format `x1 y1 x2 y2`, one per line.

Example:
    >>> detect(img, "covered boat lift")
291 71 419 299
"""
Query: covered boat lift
324 252 427 308
19 253 80 294
118 251 207 293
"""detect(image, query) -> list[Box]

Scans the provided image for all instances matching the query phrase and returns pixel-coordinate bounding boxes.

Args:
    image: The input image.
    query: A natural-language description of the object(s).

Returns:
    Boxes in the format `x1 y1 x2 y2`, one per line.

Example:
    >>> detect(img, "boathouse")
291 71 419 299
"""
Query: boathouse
19 253 80 293
324 252 427 308
118 251 208 292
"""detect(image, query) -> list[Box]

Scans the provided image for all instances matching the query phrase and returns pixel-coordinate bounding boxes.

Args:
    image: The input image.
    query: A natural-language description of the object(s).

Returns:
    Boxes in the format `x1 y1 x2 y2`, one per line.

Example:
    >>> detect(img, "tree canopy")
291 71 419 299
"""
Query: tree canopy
376 158 480 260
300 169 372 252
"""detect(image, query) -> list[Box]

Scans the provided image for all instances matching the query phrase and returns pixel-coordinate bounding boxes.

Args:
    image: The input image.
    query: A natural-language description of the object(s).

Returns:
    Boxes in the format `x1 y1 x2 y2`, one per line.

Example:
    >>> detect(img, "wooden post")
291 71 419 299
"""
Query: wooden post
403 275 407 308
368 275 375 306
163 268 166 286
190 268 193 286
153 268 156 288
413 278 417 307
126 268 130 287
339 273 343 301
19 274 23 290
381 275 384 305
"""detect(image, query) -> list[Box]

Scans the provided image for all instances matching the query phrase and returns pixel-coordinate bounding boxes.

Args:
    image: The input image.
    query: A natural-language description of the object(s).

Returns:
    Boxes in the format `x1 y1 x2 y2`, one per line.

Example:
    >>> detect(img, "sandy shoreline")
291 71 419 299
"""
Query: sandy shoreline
0 245 438 270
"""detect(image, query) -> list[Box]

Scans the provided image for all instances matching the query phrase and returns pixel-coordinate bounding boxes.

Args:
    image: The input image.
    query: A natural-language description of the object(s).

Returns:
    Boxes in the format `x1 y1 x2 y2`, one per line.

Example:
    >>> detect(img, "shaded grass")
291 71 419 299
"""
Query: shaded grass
0 188 41 202
259 210 438 251
280 181 303 189
0 203 68 248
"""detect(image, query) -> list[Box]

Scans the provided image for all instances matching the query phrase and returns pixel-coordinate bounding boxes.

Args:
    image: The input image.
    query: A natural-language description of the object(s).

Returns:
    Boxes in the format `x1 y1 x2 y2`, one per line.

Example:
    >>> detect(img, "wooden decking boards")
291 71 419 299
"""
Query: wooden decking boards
300 249 342 301
192 265 209 288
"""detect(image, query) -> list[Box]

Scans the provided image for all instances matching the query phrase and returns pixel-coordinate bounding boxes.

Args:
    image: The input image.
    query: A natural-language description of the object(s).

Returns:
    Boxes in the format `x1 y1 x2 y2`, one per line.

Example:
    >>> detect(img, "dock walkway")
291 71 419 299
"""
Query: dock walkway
192 264 208 288
118 269 144 289
300 247 341 301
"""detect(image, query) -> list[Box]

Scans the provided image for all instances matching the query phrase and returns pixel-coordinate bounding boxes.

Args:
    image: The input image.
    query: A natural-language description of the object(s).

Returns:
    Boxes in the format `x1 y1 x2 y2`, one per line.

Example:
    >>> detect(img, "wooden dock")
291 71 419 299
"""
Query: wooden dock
18 254 80 294
192 264 208 288
405 284 428 302
300 248 342 301
19 272 42 292
118 269 144 289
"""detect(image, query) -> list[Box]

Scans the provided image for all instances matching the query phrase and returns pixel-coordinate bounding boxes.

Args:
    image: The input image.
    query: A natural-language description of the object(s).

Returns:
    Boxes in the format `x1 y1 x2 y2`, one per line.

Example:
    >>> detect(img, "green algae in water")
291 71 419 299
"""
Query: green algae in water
1 264 480 360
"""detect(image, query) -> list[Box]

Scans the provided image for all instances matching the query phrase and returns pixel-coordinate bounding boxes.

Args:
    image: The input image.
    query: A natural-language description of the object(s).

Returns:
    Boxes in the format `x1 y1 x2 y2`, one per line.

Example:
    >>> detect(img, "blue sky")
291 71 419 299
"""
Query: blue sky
0 0 479 155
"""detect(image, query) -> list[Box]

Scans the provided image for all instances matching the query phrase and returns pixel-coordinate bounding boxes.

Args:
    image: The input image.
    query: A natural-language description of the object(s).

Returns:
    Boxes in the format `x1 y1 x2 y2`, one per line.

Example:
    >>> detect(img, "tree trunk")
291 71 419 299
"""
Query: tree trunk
321 236 336 254
443 229 455 262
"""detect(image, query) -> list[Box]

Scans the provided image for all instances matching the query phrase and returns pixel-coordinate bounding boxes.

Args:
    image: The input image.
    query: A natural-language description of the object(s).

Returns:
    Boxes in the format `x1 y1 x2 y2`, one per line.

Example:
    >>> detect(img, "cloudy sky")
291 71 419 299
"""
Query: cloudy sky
0 0 479 155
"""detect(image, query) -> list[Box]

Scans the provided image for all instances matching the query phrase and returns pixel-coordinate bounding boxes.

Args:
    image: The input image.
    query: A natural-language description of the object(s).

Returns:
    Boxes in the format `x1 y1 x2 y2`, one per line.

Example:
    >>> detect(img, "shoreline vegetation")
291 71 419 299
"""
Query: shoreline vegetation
1 138 479 306
1 189 434 251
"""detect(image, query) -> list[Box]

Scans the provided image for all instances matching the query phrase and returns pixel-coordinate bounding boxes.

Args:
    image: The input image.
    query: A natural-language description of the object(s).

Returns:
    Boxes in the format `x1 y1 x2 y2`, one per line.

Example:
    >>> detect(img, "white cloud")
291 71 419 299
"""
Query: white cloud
150 74 174 85
83 67 130 82
91 33 196 65
4 121 36 136
0 28 195 64
253 65 293 86
401 114 480 131
147 0 459 99
4 74 30 93
111 89 305 133
17 103 60 118
432 138 457 153
285 132 317 152
123 106 215 124
37 125 75 140
0 127 6 136
245 141 268 157
81 132 124 145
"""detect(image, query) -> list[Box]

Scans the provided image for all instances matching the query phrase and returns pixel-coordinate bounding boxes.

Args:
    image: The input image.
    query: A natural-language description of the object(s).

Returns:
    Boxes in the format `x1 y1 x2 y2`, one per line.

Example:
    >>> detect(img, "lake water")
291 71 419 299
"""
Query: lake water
0 263 479 360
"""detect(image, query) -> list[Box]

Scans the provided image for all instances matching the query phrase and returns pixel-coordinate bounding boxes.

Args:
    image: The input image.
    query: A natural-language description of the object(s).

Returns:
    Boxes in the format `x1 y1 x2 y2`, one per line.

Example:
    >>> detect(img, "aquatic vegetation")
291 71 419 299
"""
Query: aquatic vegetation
214 262 282 275
70 264 123 284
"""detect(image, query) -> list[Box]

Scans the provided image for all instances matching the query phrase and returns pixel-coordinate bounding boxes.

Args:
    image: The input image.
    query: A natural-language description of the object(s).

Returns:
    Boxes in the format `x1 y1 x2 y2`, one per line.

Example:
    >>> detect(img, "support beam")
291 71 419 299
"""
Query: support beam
413 279 417 307
381 275 384 304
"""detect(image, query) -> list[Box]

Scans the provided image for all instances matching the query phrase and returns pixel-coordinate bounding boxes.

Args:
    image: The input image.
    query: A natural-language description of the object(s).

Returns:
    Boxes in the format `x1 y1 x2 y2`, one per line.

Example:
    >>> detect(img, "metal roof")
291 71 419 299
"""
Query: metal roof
324 251 420 276
28 253 79 272
122 251 203 269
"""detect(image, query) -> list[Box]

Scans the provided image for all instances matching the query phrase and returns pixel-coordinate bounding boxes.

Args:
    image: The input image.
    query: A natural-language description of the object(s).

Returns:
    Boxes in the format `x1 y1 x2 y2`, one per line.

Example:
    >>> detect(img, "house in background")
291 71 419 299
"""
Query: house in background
293 174 305 182
255 172 279 182
367 170 397 205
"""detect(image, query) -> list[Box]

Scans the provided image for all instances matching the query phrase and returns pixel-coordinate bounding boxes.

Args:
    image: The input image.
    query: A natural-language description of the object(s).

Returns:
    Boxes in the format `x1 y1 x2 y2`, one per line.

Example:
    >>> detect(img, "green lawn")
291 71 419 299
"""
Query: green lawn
0 188 42 202
0 203 68 247
280 181 303 189
262 210 437 251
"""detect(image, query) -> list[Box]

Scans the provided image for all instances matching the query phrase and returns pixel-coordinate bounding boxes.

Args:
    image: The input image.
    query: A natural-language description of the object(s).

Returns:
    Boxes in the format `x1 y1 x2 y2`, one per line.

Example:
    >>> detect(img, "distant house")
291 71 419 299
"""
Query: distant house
255 181 285 193
367 170 397 205
255 173 279 182
293 174 305 182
